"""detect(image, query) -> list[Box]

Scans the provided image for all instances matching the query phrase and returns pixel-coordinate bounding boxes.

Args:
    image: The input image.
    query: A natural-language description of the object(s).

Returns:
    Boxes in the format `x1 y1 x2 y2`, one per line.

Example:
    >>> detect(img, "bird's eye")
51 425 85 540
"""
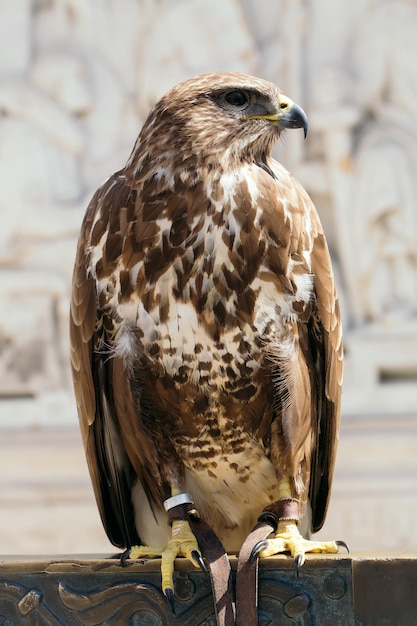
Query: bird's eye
224 90 249 108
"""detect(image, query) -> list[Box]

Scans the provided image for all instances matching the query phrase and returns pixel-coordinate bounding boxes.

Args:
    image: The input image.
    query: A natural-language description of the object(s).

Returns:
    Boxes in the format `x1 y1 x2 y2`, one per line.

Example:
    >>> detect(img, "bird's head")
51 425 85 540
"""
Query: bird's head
127 72 308 179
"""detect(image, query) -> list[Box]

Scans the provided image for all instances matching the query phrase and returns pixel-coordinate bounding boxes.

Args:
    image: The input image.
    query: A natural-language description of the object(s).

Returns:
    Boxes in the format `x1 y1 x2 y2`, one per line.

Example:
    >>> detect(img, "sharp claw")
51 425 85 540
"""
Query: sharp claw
294 554 303 578
336 540 350 554
191 549 208 575
164 587 175 613
249 540 268 563
120 548 131 567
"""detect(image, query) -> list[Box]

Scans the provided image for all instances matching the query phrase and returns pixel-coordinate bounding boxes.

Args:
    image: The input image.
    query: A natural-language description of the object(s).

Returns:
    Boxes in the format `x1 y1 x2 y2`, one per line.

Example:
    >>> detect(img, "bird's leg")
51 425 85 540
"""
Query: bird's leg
253 478 341 573
126 485 205 606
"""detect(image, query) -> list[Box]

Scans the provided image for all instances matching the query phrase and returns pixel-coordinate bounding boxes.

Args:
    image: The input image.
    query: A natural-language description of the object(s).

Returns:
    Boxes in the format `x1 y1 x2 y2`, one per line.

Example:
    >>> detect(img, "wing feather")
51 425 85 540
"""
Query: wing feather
308 225 343 532
70 176 163 550
252 165 341 533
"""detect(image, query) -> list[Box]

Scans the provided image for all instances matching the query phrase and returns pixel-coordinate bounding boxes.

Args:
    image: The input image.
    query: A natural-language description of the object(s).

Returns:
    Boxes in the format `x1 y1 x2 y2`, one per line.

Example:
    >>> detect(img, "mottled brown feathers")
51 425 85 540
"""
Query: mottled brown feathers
70 72 342 550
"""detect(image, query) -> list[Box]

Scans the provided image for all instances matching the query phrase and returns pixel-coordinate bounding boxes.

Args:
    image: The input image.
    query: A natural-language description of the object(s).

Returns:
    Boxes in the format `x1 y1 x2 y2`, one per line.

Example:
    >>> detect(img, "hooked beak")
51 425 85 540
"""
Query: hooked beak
247 95 309 138
276 96 308 138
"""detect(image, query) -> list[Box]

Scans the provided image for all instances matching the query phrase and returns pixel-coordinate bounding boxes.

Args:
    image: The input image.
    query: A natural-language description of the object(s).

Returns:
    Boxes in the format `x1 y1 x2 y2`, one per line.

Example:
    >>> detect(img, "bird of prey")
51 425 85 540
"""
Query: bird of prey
70 72 343 602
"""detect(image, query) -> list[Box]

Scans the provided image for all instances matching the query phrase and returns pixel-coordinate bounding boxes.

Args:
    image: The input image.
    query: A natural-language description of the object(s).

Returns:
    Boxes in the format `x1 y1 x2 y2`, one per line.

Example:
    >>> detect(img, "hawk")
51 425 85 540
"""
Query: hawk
70 72 342 606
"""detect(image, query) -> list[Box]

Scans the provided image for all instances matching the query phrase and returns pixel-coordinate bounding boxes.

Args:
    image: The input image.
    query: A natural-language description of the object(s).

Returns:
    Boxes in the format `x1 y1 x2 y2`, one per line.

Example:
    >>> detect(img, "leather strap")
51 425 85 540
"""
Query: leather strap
236 518 276 625
181 498 300 625
163 499 235 625
188 513 236 626
235 498 300 625
263 497 300 523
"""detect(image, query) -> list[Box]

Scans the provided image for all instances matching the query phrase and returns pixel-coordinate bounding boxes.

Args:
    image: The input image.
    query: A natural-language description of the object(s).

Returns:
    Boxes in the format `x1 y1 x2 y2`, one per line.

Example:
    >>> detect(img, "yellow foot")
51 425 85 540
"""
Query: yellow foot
122 519 206 608
253 520 343 574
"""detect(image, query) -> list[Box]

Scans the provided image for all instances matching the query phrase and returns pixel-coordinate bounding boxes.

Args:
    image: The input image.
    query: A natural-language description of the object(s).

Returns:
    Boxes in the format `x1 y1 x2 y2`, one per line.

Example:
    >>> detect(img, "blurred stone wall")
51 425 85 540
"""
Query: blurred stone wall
1 0 417 552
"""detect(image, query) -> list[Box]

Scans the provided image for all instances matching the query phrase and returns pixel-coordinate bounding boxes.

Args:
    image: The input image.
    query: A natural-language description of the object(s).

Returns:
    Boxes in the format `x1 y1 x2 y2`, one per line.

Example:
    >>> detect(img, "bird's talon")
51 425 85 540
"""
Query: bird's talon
120 548 131 567
249 540 268 563
191 549 208 575
164 587 175 613
336 540 350 553
294 553 304 577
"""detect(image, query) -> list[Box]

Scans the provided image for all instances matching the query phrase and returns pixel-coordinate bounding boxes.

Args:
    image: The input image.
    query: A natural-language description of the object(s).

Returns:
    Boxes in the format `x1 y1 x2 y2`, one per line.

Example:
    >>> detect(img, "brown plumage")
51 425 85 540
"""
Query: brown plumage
70 72 342 556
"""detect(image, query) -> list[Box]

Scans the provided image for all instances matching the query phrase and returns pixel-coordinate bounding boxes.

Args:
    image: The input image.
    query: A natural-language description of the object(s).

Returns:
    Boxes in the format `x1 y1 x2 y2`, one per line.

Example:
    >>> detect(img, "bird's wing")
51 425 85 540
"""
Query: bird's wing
302 191 343 533
70 175 162 549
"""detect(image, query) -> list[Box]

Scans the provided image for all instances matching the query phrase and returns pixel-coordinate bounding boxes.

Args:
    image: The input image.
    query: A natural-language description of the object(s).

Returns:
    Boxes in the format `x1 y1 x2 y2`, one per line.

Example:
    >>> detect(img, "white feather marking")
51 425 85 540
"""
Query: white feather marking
131 479 171 546
115 329 137 360
292 272 314 302
158 303 200 376
89 231 107 280
155 217 173 238
129 261 142 286
135 303 158 335
245 164 261 204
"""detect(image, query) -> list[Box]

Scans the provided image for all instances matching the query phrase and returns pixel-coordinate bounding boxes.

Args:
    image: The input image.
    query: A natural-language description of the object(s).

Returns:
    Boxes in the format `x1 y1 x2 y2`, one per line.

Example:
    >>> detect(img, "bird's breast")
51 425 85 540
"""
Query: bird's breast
114 209 312 398
105 164 314 404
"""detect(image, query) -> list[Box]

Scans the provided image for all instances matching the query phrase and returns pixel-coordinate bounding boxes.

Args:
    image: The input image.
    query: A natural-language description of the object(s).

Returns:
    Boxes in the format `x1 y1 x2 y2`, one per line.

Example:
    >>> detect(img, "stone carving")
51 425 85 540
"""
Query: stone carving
307 0 417 326
0 557 353 625
59 579 216 625
3 554 417 626
301 0 417 411
0 581 57 625
350 0 417 323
